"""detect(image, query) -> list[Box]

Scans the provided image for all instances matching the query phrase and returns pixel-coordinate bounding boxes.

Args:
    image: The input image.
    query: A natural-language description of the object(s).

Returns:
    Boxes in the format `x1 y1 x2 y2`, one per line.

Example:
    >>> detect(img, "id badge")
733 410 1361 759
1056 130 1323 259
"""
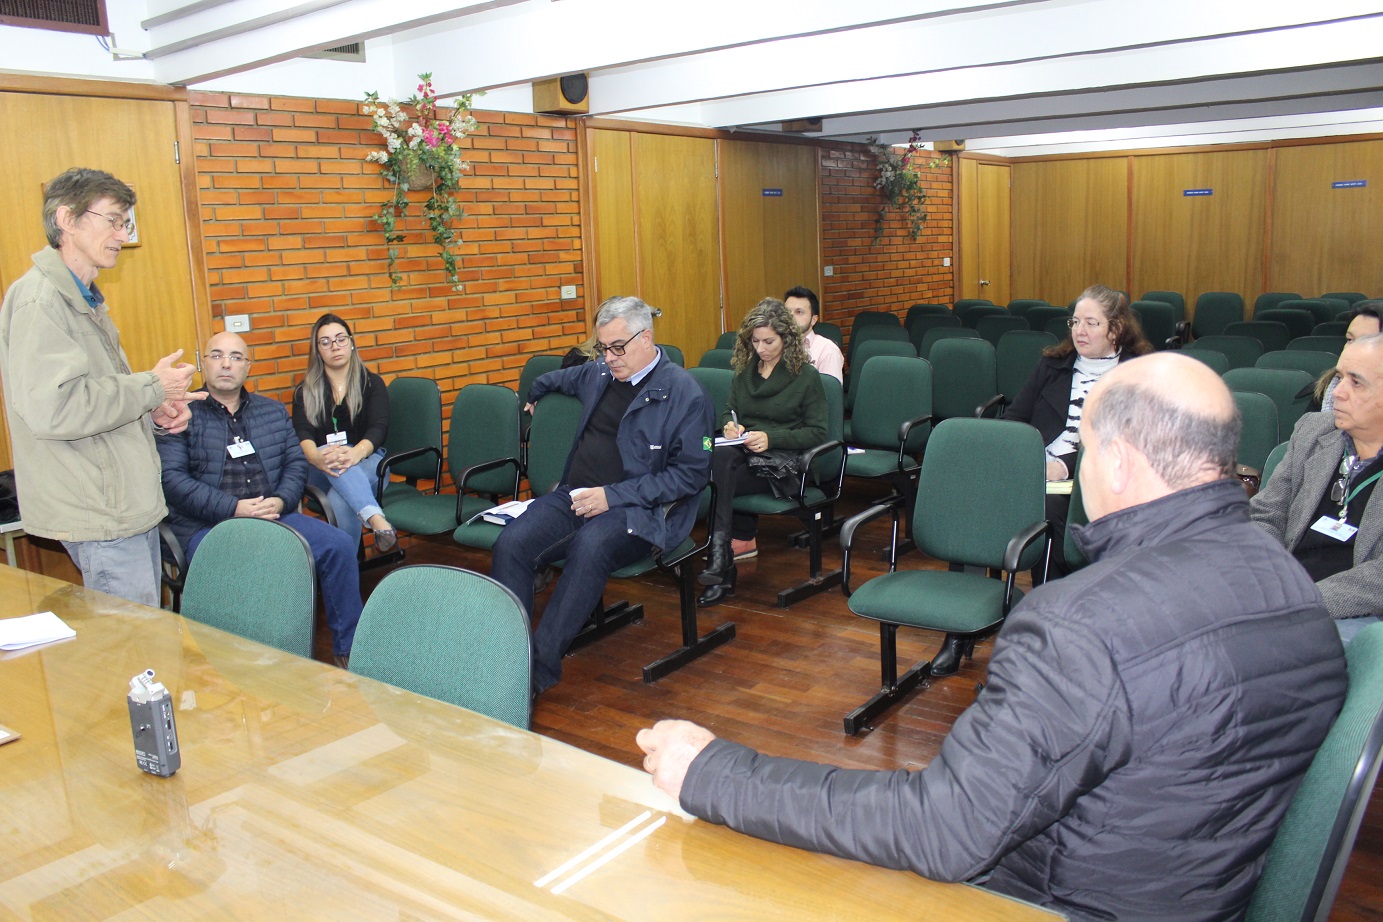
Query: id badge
1310 515 1358 542
227 440 256 458
326 431 348 447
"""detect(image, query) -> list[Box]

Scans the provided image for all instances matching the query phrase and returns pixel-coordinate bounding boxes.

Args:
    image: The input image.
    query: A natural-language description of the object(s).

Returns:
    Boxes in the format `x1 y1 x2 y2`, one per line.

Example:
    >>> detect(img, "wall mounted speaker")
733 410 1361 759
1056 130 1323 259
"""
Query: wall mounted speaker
933 140 967 152
782 117 822 133
533 74 589 115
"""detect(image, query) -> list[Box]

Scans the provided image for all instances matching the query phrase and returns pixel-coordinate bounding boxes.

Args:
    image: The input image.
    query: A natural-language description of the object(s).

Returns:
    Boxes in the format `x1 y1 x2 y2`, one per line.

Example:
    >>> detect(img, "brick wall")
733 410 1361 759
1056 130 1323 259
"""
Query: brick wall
819 143 955 339
189 92 585 407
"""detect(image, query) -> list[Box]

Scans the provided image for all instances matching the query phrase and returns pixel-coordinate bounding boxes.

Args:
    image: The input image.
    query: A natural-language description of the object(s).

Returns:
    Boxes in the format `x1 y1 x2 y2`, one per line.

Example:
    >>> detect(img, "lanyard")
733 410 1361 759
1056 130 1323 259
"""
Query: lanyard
1339 470 1383 521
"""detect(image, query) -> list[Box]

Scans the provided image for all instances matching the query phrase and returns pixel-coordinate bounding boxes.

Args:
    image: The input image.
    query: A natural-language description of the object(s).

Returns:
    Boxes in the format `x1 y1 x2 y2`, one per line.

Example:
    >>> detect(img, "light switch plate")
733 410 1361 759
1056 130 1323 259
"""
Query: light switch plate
225 314 250 333
560 285 577 300
823 266 834 277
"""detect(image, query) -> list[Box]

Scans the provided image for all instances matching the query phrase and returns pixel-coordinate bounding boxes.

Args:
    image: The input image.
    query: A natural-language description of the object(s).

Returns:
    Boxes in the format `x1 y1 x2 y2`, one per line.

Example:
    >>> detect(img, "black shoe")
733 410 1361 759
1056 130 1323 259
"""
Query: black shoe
697 564 737 607
698 539 733 587
928 634 970 678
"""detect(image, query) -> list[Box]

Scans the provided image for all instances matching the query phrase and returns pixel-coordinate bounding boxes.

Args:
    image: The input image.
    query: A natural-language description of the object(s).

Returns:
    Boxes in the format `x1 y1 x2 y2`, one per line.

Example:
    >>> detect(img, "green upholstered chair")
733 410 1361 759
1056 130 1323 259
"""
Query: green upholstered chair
1262 440 1290 486
960 304 1009 329
1192 292 1245 338
1141 290 1186 321
1246 622 1383 922
1225 320 1292 354
1254 292 1302 316
844 356 932 541
1257 350 1337 379
715 330 737 350
952 299 994 325
1005 298 1049 320
1183 348 1230 375
1131 300 1180 349
996 330 1058 404
917 324 979 361
846 338 916 412
698 348 733 369
1224 367 1313 438
381 383 521 538
731 374 848 607
1187 334 1263 370
180 518 316 658
518 353 564 445
975 313 1029 347
813 321 844 349
845 323 910 374
1316 297 1354 320
930 337 1003 420
1231 391 1280 483
904 303 952 334
1290 336 1347 355
1254 309 1315 342
688 366 733 423
1024 305 1070 333
1045 314 1075 339
350 565 532 728
661 344 685 367
1312 321 1349 338
839 417 1049 734
1280 299 1338 328
1062 456 1089 572
851 310 901 332
1321 291 1368 307
908 312 962 354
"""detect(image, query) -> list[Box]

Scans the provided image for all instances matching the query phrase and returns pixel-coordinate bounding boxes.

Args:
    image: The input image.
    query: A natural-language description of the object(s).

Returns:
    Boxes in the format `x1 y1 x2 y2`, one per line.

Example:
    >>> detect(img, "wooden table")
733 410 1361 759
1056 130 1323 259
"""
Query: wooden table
0 567 1059 920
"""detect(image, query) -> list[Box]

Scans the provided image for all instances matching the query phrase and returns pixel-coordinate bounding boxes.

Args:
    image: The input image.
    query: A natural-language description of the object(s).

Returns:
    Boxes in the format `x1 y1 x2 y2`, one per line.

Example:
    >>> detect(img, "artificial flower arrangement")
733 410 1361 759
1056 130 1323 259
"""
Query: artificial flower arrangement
363 73 478 289
867 133 949 243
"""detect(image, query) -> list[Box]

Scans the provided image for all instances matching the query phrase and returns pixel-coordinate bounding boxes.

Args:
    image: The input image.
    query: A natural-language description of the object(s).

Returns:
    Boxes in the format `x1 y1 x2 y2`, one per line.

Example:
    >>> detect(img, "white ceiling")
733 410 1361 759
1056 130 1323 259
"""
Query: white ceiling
136 0 1383 156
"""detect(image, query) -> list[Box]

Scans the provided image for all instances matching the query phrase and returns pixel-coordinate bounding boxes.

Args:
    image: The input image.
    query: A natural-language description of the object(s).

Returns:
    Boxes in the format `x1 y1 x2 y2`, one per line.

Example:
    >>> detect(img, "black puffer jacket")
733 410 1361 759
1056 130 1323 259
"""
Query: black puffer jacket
681 479 1346 921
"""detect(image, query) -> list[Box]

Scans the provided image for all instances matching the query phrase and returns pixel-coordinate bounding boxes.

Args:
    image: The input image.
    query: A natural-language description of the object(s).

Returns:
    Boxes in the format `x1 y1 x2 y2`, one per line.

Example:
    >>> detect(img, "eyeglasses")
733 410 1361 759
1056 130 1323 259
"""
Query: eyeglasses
594 331 645 356
317 334 352 349
205 351 248 365
86 211 135 234
1331 454 1359 504
1066 317 1105 330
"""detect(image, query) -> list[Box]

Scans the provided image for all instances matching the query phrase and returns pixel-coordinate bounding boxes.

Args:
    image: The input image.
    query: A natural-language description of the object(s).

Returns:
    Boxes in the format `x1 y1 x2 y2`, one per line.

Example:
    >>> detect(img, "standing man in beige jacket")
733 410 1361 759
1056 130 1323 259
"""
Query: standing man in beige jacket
0 168 202 606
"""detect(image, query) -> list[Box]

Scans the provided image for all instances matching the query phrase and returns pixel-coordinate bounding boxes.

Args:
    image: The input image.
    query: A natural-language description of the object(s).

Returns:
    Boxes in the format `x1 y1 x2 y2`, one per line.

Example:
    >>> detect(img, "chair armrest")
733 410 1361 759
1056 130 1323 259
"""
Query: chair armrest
654 483 716 572
975 394 1006 418
840 503 899 597
454 455 524 519
377 445 443 500
1002 519 1051 574
896 413 932 469
303 483 339 528
158 521 185 582
794 438 847 508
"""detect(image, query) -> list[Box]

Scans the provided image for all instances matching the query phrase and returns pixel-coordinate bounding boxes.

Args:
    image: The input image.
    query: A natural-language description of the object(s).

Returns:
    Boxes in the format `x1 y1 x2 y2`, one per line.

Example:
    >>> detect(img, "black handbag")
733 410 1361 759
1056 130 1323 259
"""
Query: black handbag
745 449 804 499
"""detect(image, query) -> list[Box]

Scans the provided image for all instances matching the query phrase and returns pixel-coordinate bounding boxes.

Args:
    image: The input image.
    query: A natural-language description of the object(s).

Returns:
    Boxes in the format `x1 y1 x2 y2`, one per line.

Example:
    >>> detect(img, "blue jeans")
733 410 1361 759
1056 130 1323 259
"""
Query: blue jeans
491 488 651 692
62 529 161 607
186 512 364 656
307 447 386 549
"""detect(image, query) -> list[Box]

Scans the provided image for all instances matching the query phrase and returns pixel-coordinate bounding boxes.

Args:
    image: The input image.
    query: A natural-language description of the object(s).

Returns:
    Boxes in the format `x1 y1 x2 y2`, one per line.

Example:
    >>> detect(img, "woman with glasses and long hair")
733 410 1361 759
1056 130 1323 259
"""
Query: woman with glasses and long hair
1004 285 1152 579
292 313 396 553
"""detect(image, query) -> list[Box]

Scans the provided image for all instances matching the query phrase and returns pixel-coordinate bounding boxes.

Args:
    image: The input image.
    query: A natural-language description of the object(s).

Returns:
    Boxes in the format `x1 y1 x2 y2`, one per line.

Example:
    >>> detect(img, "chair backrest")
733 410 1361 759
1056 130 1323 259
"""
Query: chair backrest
661 344 685 367
1193 292 1246 337
952 299 994 325
812 374 846 484
813 321 844 348
1254 309 1315 342
698 348 733 369
1183 348 1229 375
1321 291 1368 306
975 313 1030 347
996 330 1058 403
1247 622 1383 922
350 565 533 729
1290 335 1348 355
851 310 901 333
1281 299 1338 328
847 339 917 411
1063 452 1089 571
518 353 564 403
1223 367 1313 436
1317 297 1355 320
1312 321 1349 337
1254 292 1302 316
1006 299 1049 319
688 366 733 423
849 356 931 453
961 304 1009 329
1045 315 1075 339
930 337 998 421
181 518 315 657
918 325 980 360
904 303 952 333
1141 290 1186 320
384 377 444 481
913 418 1046 571
527 393 584 495
1025 305 1070 333
1187 334 1263 370
1224 320 1292 354
1257 349 1337 379
1130 300 1177 349
846 323 910 369
449 384 521 494
1262 440 1290 485
908 312 962 353
715 330 737 350
1232 391 1281 474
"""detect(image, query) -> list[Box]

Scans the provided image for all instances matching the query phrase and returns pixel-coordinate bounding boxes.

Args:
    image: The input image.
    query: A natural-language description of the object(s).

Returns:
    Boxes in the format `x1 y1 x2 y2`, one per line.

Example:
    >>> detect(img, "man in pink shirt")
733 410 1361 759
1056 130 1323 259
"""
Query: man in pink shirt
784 286 843 384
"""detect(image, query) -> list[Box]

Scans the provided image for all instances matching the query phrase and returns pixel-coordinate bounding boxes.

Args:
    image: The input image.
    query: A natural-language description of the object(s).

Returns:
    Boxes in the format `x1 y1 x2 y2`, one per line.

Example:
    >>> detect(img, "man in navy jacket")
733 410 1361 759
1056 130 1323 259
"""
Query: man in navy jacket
493 296 713 694
158 331 364 664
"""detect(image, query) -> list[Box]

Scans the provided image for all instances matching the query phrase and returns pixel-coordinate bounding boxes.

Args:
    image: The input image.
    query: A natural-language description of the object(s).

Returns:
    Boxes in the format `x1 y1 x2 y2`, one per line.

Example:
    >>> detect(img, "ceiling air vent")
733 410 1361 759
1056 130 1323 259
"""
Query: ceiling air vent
0 0 108 35
306 42 365 63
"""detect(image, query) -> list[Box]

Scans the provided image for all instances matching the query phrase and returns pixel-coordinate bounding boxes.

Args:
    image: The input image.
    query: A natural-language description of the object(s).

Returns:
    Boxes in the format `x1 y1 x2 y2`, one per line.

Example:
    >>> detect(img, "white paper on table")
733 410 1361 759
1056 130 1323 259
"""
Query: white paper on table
714 435 748 446
0 611 76 650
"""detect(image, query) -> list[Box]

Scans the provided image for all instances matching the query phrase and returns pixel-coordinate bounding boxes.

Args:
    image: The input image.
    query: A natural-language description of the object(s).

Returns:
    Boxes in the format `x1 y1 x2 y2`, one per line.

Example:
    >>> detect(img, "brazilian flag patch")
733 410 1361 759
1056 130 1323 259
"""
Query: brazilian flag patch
703 436 712 451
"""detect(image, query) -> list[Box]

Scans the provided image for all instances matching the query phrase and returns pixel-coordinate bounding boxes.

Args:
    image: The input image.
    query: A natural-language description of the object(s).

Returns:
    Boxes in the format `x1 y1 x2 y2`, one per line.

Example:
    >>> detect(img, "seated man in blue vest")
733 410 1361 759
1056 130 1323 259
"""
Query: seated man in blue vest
158 331 363 666
492 296 713 696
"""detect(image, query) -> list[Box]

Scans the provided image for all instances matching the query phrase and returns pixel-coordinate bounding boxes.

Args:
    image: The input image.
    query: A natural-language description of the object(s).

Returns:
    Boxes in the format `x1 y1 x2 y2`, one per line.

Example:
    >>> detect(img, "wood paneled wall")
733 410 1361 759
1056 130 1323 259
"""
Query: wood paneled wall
1004 135 1382 313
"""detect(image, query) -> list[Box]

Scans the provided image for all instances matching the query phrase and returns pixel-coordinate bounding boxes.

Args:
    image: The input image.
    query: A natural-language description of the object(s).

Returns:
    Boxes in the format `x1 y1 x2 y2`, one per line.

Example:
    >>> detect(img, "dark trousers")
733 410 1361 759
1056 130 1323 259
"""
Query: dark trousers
491 488 650 692
709 445 773 543
187 512 364 656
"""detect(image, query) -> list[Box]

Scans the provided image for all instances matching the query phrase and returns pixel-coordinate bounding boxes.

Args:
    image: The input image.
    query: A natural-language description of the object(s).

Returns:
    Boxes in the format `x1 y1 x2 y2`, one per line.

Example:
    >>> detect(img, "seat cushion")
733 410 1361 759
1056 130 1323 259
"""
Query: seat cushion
732 486 829 514
380 492 461 536
453 520 505 551
846 449 919 479
847 570 1020 634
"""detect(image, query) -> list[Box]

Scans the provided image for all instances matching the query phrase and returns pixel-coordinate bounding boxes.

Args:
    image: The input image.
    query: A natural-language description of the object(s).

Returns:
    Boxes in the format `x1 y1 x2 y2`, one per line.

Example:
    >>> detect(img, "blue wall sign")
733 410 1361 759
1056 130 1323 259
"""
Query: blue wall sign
762 188 783 197
1183 188 1213 197
1332 180 1367 189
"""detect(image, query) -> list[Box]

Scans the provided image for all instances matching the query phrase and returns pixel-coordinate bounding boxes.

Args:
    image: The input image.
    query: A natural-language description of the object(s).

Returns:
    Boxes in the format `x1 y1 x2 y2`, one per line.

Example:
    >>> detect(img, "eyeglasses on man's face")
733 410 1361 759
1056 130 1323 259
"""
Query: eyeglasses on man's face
317 333 352 349
1066 317 1105 330
205 351 248 365
86 211 135 235
594 330 646 356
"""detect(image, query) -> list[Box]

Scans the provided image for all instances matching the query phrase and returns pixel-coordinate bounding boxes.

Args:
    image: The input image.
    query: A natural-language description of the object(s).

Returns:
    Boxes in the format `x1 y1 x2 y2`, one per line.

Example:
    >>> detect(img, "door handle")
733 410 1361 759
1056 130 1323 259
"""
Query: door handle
979 279 990 286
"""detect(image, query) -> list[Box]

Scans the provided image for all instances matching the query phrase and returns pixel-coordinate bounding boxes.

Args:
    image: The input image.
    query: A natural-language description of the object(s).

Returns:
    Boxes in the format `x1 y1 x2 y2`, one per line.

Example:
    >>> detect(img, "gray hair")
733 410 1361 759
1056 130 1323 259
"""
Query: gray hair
43 168 136 249
594 296 655 337
1087 379 1240 488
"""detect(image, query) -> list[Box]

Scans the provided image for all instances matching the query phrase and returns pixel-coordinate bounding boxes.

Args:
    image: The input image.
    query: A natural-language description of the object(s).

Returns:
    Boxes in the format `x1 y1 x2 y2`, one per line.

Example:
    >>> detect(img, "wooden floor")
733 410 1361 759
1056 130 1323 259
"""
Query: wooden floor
340 484 1383 921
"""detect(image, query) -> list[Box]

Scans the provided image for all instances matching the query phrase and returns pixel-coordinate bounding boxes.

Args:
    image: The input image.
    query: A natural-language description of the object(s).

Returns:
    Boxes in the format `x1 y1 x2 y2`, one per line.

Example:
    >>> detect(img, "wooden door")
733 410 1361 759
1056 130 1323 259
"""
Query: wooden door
719 140 819 328
631 134 721 358
976 162 1012 306
590 129 638 302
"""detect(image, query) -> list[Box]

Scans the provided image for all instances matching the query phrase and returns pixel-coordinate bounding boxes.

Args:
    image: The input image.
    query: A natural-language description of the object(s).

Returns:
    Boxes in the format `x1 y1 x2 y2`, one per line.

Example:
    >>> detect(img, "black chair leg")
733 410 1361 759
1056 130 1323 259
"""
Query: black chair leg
843 623 932 735
778 512 844 607
643 557 736 682
567 596 645 652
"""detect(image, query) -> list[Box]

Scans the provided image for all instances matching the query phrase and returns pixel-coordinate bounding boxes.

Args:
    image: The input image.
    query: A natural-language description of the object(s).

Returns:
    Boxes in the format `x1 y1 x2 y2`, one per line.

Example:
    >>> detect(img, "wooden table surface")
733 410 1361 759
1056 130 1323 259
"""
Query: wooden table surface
0 567 1059 920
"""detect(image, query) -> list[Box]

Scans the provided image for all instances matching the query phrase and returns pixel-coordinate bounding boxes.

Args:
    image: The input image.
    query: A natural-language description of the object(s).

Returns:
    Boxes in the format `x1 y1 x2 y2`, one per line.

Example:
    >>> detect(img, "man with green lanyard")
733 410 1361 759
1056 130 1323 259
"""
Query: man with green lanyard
1252 332 1383 643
